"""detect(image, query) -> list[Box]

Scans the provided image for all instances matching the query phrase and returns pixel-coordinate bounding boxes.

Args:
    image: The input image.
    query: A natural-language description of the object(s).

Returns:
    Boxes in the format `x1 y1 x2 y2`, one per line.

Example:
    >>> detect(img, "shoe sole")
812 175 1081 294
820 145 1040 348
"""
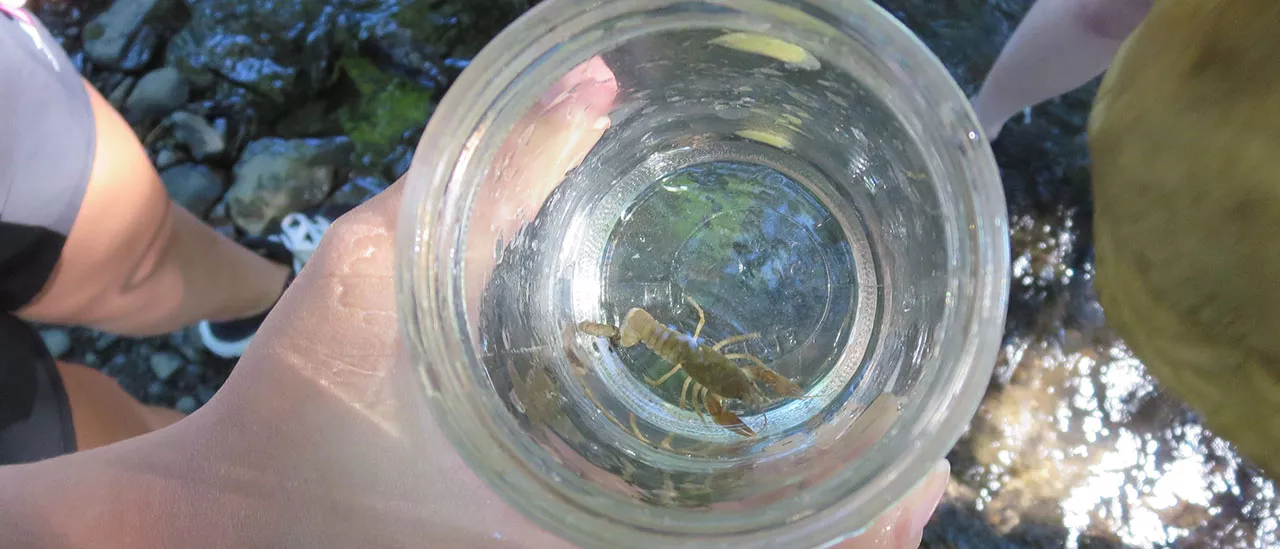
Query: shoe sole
198 320 252 359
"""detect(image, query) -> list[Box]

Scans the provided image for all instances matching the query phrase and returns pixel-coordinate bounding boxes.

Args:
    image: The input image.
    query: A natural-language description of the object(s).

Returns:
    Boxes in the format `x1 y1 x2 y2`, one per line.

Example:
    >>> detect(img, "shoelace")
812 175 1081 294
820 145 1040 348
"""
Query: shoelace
278 212 331 272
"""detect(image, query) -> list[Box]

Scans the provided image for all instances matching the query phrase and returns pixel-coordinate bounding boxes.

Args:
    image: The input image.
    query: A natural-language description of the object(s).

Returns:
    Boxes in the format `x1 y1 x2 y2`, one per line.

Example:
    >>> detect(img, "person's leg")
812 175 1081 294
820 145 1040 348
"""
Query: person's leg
54 362 183 452
16 80 290 337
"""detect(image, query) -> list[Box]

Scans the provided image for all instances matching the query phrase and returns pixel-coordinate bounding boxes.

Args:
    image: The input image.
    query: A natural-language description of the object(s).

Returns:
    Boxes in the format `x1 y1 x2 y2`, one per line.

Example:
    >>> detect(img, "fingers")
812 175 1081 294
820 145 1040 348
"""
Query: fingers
831 460 950 549
464 57 619 322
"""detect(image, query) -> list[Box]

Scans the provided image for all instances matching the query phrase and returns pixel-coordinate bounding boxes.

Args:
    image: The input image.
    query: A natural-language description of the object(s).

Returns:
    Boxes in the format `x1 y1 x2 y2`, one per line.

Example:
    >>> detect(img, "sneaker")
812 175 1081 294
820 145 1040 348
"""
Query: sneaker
197 211 334 358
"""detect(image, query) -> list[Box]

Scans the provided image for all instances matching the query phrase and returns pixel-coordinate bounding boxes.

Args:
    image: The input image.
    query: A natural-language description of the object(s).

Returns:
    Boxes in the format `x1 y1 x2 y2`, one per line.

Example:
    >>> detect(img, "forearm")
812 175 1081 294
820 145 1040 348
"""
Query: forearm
972 0 1153 137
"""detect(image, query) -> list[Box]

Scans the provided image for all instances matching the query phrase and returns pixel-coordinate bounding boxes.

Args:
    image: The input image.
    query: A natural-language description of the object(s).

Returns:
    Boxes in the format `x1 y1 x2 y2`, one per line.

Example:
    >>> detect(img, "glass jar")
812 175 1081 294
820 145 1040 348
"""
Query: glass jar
396 0 1009 547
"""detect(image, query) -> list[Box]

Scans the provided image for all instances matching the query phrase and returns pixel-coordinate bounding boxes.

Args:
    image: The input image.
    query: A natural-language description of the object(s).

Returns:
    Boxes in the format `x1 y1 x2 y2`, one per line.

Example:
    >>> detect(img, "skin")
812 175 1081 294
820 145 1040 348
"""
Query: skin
970 0 1154 140
0 58 947 548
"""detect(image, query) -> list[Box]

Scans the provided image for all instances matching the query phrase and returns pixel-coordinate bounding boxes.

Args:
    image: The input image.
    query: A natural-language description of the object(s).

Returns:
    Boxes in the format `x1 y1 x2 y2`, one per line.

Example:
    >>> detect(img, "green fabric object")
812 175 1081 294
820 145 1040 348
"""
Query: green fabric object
1088 0 1280 478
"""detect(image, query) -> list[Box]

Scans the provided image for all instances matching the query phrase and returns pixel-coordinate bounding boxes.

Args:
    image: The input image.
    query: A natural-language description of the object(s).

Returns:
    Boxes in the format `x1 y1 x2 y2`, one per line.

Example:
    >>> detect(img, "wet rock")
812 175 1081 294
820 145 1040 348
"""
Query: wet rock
82 0 178 69
165 111 225 160
164 0 340 117
149 351 184 381
160 163 225 218
227 137 354 235
175 395 198 414
125 68 189 120
39 329 72 359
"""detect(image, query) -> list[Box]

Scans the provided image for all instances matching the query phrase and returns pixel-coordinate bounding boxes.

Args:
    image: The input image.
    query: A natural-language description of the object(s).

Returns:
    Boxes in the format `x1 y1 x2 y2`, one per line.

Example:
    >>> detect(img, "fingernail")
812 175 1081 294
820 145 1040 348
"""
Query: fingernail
593 116 612 130
907 460 950 534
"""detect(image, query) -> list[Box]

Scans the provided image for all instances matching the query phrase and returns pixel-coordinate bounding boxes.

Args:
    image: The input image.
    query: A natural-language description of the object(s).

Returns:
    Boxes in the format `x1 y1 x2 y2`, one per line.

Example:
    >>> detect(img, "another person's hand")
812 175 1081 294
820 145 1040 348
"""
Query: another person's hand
1 57 948 548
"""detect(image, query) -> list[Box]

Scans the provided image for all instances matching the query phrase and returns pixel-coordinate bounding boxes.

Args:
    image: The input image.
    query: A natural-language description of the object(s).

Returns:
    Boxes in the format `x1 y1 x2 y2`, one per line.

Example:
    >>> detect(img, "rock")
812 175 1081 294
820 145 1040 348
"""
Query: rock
39 329 72 359
197 386 217 404
146 381 166 400
227 137 354 234
82 0 176 69
180 364 203 386
106 76 136 109
154 148 181 170
166 112 225 160
161 164 225 218
175 395 198 414
149 351 184 381
164 0 339 118
326 175 386 212
125 68 189 120
94 332 118 351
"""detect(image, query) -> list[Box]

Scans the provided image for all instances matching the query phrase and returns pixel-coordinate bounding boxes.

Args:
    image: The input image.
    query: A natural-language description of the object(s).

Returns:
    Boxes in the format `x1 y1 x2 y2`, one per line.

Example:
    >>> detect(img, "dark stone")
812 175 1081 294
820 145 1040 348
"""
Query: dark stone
125 68 190 120
160 163 226 218
82 0 181 69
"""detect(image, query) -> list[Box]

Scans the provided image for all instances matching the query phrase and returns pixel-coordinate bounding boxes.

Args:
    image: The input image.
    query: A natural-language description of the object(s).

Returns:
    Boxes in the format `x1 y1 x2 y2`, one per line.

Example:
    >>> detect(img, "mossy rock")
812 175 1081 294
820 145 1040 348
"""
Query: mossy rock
335 55 436 172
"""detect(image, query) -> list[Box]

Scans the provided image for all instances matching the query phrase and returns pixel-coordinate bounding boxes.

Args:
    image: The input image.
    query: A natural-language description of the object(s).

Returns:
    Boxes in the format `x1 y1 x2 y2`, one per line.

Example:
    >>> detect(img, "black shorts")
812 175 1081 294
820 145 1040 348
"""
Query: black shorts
0 6 96 464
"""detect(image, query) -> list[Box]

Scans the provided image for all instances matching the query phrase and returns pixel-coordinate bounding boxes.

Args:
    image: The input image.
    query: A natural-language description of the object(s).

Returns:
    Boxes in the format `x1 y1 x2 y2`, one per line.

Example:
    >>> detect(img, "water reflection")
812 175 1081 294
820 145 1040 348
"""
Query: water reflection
934 212 1279 548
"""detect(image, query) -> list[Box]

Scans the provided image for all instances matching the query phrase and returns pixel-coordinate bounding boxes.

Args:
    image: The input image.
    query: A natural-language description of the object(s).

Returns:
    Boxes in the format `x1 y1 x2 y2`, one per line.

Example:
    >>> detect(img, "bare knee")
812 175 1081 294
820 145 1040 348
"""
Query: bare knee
1078 0 1155 41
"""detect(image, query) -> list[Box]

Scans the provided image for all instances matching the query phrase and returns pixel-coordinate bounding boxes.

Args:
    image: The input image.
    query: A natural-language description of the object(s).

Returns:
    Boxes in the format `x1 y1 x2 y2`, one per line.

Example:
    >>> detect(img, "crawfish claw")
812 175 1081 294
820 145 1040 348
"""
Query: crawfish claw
706 394 755 437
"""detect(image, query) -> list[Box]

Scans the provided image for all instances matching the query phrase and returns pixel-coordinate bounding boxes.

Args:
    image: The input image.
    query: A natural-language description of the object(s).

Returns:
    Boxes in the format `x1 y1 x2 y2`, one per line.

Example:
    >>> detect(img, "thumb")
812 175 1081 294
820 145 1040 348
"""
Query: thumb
831 460 950 549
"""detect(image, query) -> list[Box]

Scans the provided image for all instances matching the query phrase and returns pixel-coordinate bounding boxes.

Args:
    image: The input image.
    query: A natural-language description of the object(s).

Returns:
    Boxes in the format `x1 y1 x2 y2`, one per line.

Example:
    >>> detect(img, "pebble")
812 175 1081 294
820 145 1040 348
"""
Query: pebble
180 363 203 386
126 68 190 120
160 163 225 218
39 329 72 359
166 111 226 160
175 395 198 414
147 380 166 400
106 76 137 109
149 351 184 381
197 386 217 404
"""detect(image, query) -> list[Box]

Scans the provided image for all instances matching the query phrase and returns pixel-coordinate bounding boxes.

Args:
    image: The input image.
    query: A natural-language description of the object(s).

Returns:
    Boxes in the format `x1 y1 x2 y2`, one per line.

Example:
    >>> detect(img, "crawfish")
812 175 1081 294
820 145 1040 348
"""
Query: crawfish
578 296 803 437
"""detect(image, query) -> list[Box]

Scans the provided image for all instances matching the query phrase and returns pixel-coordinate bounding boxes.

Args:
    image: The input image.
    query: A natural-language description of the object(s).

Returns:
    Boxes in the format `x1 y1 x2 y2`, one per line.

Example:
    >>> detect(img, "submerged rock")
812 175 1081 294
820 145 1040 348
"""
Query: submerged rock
226 137 354 234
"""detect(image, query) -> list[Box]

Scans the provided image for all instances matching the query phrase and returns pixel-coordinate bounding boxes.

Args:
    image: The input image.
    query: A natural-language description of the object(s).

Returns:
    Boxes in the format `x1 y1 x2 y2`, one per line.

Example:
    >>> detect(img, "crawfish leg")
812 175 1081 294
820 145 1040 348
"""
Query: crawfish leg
577 321 619 338
683 296 707 340
706 394 755 437
646 362 684 387
696 383 716 422
678 376 693 410
711 332 760 352
724 353 805 397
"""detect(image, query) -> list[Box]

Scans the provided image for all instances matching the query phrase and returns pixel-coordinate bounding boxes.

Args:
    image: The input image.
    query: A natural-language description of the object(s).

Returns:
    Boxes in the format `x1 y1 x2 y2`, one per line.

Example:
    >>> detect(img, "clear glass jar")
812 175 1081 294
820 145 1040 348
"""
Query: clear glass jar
396 0 1009 547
